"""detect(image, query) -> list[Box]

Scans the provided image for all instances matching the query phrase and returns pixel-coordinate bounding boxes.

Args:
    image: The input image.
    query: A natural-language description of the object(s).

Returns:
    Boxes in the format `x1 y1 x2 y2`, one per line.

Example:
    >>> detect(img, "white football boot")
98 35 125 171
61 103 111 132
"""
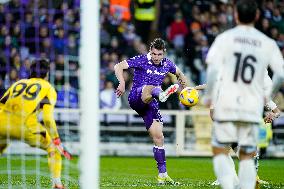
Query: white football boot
159 84 179 102
211 180 220 186
256 175 269 185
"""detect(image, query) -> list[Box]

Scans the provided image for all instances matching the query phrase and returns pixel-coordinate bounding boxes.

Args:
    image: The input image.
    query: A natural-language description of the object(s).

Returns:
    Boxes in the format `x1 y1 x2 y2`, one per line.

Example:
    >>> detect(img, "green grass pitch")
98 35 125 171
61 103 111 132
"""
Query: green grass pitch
0 156 283 188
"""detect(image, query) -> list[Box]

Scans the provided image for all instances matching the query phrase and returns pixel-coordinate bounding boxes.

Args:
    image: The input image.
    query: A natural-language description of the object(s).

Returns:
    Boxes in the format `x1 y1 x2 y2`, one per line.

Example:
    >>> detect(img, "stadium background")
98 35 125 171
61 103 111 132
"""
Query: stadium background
0 0 284 188
0 0 280 154
0 0 283 155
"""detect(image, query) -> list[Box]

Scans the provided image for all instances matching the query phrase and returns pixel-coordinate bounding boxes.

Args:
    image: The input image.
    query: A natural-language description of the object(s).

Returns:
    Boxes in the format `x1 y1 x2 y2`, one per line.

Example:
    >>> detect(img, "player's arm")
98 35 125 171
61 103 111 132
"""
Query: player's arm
0 82 20 107
42 87 72 159
264 100 281 123
203 35 224 107
194 84 206 90
174 67 189 90
272 107 281 118
209 106 214 121
114 60 129 97
269 41 284 97
42 104 59 140
42 87 59 140
263 70 272 100
175 67 206 90
204 63 219 107
0 88 11 108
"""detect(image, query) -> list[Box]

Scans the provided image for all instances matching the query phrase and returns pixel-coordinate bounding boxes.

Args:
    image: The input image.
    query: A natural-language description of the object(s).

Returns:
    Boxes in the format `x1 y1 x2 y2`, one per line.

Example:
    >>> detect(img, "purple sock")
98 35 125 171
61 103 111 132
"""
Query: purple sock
151 87 162 99
153 146 167 173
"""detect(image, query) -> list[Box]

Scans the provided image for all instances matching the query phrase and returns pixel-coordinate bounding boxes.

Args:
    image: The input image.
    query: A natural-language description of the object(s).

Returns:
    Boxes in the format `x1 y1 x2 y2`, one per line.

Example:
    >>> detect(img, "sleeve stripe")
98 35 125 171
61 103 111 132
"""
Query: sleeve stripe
0 91 10 104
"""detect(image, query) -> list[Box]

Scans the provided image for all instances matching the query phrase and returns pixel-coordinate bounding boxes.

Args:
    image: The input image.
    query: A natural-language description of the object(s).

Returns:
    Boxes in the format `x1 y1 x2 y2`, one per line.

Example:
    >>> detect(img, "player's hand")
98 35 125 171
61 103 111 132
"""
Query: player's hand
264 112 276 123
53 138 72 160
115 82 125 97
209 108 214 121
202 96 211 108
193 84 206 90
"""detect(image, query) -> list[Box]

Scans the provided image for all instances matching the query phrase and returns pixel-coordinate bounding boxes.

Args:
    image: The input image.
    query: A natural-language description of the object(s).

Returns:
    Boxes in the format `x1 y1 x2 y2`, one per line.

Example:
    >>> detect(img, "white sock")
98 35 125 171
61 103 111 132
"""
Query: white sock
238 159 256 189
52 178 62 185
227 155 239 186
158 172 168 178
213 154 235 189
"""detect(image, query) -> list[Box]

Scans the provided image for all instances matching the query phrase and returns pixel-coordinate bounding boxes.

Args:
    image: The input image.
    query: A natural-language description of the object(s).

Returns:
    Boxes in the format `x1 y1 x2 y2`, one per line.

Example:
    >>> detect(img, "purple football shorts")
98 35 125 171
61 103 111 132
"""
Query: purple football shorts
128 86 163 130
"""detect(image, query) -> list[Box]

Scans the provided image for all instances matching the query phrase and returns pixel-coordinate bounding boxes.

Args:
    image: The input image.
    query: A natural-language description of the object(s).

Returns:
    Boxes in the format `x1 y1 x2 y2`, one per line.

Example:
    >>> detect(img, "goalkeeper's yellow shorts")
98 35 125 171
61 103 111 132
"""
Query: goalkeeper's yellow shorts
0 110 51 151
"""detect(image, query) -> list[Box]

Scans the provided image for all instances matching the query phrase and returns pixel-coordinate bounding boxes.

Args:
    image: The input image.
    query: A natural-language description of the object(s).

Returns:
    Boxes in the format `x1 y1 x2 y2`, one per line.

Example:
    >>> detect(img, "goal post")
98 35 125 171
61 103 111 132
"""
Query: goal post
79 0 100 188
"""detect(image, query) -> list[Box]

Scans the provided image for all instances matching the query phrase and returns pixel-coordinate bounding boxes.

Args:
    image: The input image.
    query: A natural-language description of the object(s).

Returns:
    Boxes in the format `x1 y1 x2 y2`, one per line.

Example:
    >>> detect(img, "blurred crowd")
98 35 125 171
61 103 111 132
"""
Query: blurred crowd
100 0 284 111
0 0 80 108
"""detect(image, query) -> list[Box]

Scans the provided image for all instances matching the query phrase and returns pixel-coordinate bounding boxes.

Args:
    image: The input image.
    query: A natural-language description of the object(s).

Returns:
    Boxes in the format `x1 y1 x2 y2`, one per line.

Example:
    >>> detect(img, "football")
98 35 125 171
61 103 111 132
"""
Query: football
179 87 199 107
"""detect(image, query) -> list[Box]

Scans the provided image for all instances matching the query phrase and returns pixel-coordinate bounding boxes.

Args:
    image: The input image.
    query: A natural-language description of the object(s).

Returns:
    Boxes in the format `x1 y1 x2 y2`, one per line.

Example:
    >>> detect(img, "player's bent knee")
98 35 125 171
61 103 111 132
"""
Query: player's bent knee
47 146 61 158
141 94 153 104
141 85 155 103
153 134 164 145
143 85 155 93
155 133 164 140
153 134 164 141
48 151 56 157
0 143 8 155
239 146 257 160
212 146 230 156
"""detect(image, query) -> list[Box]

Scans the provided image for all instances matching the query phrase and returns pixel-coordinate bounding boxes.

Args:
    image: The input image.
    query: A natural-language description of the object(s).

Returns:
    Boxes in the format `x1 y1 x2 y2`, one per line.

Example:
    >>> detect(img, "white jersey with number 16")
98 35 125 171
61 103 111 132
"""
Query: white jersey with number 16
206 25 284 123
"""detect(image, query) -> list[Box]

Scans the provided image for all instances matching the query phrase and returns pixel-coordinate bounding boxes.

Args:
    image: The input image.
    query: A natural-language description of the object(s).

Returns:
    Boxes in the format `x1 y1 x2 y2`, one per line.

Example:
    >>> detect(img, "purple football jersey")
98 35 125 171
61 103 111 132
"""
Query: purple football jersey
127 53 176 89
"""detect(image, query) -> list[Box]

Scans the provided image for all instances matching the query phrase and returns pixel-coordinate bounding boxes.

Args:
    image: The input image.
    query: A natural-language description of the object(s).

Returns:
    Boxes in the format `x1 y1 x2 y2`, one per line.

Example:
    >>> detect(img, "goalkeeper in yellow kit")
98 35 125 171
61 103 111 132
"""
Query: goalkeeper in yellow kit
0 58 71 189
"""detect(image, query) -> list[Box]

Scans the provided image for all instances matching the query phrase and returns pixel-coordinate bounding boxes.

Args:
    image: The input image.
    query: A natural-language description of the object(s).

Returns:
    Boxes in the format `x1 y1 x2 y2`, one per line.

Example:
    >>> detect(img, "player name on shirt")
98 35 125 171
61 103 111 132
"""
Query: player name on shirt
234 37 262 47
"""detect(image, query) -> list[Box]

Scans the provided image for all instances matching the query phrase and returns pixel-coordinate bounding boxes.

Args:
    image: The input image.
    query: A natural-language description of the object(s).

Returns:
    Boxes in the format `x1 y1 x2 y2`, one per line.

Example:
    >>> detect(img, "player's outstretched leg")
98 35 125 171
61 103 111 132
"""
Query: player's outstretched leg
142 84 179 104
158 84 179 102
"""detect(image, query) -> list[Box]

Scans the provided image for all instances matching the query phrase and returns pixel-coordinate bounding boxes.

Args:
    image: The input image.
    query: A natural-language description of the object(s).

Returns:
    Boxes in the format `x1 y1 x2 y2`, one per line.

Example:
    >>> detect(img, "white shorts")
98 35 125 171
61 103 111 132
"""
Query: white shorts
212 121 259 148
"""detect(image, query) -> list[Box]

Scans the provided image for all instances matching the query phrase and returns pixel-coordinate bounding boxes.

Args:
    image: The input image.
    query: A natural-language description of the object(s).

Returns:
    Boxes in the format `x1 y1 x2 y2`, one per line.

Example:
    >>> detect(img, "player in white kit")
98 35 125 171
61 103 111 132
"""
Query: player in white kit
210 71 281 187
204 1 284 189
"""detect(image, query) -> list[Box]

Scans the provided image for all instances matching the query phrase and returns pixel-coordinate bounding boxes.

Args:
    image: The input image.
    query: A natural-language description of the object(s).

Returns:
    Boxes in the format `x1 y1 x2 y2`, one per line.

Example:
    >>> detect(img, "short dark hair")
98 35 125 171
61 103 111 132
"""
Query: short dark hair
29 58 50 79
236 0 258 24
150 38 166 51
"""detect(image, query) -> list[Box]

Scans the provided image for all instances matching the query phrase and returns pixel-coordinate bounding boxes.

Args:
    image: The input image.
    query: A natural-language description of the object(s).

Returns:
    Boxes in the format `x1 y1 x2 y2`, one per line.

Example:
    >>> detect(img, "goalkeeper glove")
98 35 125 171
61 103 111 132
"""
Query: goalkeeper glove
53 138 72 160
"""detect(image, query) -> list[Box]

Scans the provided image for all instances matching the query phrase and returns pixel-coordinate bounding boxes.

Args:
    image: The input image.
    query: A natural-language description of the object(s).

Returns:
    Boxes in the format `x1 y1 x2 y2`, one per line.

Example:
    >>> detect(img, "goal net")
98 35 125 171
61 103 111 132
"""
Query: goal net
0 0 99 188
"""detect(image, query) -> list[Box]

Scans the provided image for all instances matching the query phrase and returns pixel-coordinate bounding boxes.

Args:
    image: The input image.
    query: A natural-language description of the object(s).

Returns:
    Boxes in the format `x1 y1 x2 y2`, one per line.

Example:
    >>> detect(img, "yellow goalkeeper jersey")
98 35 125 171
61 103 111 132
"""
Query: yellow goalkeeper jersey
0 78 56 116
0 78 59 139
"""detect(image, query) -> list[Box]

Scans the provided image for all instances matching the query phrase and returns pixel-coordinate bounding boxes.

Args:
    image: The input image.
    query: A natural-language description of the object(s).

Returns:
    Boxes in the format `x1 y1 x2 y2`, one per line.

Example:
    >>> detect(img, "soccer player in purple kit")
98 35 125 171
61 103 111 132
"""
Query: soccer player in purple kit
114 38 190 185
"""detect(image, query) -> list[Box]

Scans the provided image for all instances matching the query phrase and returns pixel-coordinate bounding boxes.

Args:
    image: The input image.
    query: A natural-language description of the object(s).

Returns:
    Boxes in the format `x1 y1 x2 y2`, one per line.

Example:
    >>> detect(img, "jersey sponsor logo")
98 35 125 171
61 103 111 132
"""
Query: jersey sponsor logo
147 69 153 74
146 69 165 76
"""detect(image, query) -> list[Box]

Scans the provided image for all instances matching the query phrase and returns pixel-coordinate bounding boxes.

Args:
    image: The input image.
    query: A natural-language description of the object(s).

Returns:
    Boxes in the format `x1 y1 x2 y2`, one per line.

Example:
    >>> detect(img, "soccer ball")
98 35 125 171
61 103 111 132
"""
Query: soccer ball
179 87 199 107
